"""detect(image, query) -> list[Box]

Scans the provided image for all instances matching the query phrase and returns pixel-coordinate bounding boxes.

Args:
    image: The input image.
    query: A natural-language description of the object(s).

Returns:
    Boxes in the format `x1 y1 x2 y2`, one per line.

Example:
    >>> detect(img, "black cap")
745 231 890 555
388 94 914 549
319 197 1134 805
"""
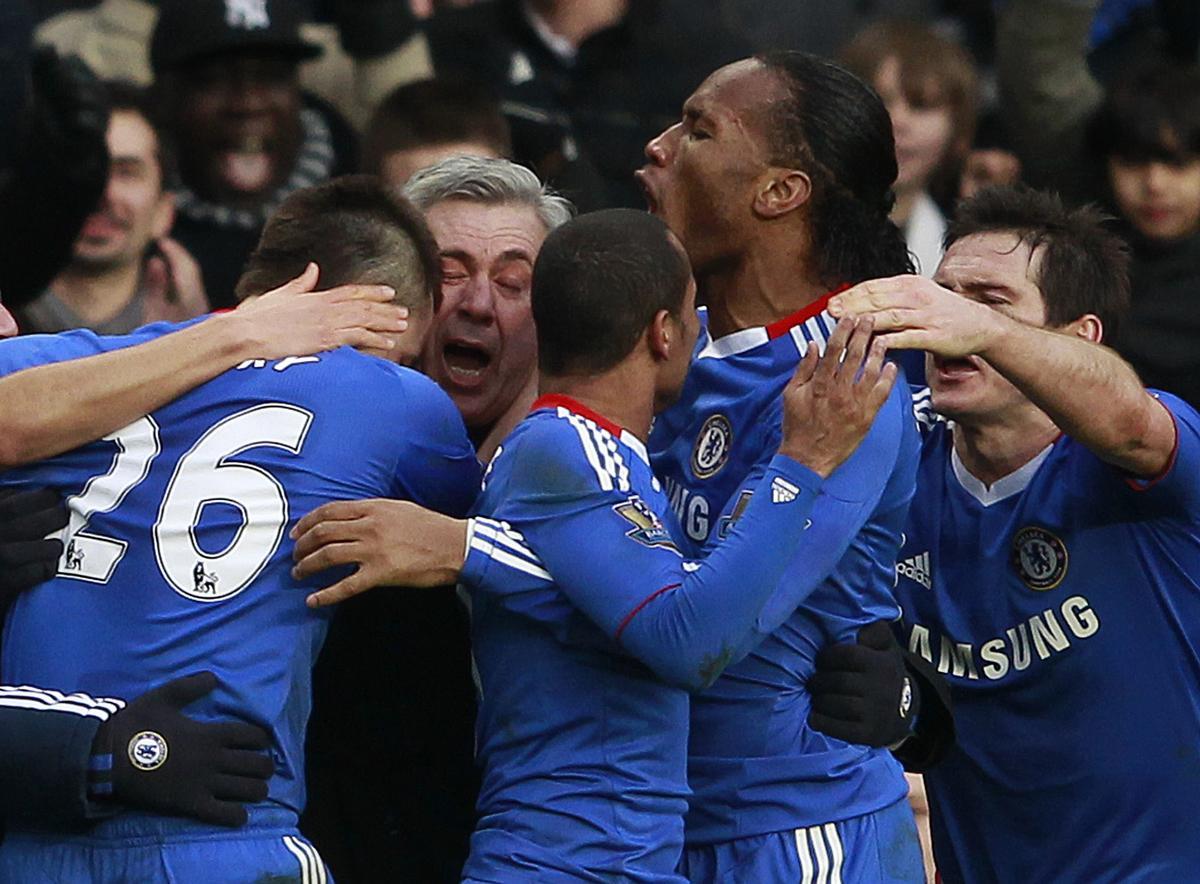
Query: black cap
151 0 322 76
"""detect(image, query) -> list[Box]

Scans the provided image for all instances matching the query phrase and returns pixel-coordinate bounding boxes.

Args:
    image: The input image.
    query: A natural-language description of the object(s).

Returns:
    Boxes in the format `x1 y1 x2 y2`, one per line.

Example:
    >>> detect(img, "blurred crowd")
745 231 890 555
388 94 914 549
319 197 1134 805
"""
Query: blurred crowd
5 0 1199 405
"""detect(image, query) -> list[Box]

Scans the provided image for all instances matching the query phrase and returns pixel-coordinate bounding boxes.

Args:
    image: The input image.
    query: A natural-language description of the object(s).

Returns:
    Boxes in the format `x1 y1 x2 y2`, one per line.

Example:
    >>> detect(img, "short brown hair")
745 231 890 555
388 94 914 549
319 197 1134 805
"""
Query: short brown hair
362 78 512 176
104 79 176 183
947 185 1131 341
235 175 441 311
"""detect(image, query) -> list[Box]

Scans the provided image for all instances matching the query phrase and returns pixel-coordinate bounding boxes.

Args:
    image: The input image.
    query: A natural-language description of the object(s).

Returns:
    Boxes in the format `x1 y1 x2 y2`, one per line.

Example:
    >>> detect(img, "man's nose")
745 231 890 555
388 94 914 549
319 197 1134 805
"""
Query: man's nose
645 124 679 165
456 275 497 322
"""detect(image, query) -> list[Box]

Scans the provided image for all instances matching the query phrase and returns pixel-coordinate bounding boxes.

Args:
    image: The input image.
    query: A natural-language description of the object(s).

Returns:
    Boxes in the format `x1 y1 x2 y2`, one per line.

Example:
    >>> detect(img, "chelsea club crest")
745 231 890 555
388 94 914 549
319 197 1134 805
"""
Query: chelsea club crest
1011 526 1069 591
691 414 732 479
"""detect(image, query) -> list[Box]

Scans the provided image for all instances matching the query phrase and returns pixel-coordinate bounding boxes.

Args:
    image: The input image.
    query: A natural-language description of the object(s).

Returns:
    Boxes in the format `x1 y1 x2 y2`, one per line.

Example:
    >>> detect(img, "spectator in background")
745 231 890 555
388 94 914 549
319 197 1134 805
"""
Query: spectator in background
0 14 110 306
842 21 979 275
999 0 1200 409
959 110 1023 200
424 0 749 210
19 82 209 335
362 78 512 188
149 0 357 308
1090 64 1200 408
36 0 432 132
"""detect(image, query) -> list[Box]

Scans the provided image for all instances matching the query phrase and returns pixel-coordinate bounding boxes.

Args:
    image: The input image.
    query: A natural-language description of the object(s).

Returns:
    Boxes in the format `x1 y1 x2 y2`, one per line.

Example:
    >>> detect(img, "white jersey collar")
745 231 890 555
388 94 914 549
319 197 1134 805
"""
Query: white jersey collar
951 439 1054 506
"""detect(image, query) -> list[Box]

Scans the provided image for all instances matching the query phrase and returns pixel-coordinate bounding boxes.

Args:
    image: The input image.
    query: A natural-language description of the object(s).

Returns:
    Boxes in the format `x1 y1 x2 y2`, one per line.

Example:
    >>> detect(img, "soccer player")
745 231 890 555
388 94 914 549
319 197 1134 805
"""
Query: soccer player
637 53 925 879
0 177 480 881
829 184 1200 882
292 208 900 880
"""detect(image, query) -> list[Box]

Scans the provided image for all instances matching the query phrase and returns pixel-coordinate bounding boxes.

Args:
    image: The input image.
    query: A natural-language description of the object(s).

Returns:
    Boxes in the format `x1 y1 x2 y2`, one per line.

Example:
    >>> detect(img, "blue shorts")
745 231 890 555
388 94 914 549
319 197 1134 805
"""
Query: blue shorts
0 809 331 884
680 798 924 883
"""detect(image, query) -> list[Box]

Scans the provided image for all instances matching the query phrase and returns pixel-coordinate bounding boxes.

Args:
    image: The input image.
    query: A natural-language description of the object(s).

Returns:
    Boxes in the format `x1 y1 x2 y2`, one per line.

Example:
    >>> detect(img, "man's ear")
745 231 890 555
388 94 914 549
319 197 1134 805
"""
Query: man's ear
753 169 811 219
649 309 674 362
1066 313 1104 344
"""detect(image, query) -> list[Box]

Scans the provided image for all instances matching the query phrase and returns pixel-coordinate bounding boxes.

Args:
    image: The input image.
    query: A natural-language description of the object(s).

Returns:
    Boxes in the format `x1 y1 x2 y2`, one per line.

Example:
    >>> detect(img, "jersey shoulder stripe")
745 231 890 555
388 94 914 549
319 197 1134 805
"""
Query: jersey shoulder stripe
561 410 632 493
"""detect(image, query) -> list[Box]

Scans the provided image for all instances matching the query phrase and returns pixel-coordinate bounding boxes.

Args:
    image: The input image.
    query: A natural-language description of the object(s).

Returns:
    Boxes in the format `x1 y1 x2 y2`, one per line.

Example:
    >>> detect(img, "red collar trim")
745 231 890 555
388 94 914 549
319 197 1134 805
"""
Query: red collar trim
764 284 849 340
531 393 624 436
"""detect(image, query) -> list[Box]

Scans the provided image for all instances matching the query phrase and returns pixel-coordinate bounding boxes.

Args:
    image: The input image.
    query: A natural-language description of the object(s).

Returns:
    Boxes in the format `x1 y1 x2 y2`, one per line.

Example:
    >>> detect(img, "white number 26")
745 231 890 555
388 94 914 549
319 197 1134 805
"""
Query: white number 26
57 403 312 603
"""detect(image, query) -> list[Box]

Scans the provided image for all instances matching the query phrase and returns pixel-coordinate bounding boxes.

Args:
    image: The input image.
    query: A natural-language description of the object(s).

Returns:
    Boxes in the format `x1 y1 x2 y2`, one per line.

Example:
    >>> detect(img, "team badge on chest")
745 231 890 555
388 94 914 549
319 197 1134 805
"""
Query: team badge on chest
691 414 732 479
1011 526 1068 590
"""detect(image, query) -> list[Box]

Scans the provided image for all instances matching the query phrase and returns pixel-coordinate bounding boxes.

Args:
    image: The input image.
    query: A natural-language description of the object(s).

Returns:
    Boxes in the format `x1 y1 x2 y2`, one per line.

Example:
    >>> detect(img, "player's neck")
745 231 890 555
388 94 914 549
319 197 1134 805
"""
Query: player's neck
51 260 141 325
951 408 1061 487
538 365 655 442
476 371 538 462
698 240 827 341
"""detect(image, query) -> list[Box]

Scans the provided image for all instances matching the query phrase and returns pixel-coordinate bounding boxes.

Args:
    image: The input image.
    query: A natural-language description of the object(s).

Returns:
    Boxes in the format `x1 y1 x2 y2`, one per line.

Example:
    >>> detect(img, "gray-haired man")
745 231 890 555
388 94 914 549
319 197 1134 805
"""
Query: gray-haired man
404 156 574 458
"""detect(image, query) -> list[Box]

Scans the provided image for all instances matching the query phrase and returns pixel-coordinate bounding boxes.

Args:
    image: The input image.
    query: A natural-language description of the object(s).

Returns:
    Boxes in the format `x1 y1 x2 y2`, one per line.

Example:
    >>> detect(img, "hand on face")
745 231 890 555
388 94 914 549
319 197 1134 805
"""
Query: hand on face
779 316 897 478
290 498 468 607
828 275 1004 358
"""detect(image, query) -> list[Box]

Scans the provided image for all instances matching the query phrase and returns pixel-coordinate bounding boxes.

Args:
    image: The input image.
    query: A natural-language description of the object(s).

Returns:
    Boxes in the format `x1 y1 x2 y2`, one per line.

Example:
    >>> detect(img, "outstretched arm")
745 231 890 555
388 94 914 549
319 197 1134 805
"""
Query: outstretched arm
292 320 898 690
830 275 1175 477
0 264 407 468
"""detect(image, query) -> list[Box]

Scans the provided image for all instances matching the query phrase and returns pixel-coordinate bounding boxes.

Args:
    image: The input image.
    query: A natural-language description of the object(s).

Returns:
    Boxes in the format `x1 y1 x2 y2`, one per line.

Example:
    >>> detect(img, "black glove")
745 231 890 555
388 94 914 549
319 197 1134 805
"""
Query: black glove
93 672 275 828
808 621 918 749
0 487 68 596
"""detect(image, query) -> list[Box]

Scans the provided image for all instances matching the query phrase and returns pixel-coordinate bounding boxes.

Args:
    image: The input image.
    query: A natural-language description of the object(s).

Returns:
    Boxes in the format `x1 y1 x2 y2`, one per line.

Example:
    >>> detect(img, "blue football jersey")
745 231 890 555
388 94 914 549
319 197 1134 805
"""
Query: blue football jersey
458 394 831 882
896 391 1200 883
648 297 921 844
0 324 481 827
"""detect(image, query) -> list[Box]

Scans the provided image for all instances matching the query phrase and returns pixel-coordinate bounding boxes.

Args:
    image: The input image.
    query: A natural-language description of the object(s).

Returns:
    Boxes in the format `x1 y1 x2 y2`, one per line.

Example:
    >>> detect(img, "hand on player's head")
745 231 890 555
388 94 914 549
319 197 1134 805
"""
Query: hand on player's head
290 498 468 607
778 316 896 478
231 263 410 360
828 275 1001 357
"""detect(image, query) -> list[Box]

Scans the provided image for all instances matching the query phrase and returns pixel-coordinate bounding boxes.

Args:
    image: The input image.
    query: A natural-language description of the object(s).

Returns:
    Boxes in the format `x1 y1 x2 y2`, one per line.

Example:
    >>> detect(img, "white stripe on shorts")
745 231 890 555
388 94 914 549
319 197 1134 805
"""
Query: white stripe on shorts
795 823 845 884
283 835 327 884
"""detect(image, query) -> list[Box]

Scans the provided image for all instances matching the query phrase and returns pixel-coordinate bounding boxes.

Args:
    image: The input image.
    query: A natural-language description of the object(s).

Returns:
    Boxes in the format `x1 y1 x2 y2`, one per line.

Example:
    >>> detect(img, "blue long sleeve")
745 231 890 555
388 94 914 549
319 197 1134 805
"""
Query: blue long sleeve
463 451 825 692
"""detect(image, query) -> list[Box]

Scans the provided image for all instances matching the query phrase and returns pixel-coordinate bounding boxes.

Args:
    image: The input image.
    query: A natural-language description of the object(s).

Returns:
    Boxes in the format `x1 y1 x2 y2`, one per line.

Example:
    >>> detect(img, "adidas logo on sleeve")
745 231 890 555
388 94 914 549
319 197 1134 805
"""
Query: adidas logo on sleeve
897 551 932 589
771 477 800 504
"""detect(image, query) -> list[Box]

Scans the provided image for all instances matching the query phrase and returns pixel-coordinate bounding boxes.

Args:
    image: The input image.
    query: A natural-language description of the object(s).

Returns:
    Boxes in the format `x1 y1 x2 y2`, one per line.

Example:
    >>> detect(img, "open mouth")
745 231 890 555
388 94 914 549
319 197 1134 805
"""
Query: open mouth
443 341 493 383
635 170 660 214
218 137 275 193
932 356 980 379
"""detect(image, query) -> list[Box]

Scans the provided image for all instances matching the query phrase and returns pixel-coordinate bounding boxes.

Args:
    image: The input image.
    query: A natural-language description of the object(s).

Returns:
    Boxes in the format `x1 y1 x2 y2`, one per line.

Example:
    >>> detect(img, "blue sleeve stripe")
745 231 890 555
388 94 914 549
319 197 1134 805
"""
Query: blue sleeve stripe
0 686 125 719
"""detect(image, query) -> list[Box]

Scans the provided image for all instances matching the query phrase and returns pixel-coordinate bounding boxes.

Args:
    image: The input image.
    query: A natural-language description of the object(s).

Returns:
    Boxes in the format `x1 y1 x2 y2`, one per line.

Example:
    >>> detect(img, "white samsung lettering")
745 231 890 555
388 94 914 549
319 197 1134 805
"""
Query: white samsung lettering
1062 595 1100 638
908 595 1101 682
909 623 933 662
938 636 978 679
1029 609 1070 660
979 639 1009 680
